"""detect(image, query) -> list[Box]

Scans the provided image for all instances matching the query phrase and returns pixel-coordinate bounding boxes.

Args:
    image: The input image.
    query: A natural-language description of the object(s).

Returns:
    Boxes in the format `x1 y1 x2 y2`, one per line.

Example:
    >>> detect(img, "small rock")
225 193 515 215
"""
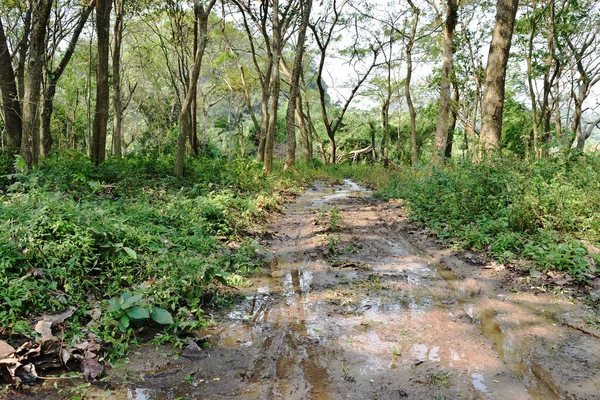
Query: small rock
530 270 543 278
182 341 206 359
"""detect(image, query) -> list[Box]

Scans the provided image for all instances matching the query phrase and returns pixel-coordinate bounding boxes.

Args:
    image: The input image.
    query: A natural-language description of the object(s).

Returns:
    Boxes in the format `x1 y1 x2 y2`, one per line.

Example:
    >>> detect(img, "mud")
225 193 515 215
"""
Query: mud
25 180 600 399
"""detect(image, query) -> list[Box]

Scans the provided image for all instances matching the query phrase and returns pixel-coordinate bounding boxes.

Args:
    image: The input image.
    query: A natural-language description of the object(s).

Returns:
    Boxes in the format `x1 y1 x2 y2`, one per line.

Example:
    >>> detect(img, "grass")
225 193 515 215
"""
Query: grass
0 151 322 356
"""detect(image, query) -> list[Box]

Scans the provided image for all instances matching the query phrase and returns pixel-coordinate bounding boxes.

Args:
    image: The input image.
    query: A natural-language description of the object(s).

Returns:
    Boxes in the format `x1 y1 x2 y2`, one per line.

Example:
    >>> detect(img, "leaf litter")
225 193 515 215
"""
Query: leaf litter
0 306 107 387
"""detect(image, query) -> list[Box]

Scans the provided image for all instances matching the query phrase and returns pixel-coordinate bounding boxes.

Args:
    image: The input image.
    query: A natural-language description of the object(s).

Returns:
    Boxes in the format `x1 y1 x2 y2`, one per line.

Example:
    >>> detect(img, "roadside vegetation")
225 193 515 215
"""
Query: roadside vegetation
377 153 600 285
0 152 326 359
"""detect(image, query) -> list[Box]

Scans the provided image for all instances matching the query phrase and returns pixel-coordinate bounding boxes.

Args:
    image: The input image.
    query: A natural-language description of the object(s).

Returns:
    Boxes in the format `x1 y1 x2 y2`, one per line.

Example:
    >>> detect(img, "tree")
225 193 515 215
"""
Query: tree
284 0 312 170
20 0 52 167
40 1 94 158
112 0 125 158
309 0 381 164
91 0 112 165
478 0 519 156
560 0 600 151
0 19 22 154
175 0 217 178
432 0 459 165
405 0 421 166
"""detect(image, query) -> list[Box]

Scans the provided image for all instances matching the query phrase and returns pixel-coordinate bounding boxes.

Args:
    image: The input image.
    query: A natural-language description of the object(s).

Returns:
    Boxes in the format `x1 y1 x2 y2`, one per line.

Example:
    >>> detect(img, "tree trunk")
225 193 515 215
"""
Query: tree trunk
189 2 200 156
445 82 459 158
478 0 519 157
432 0 458 165
112 0 124 158
406 0 419 166
0 20 22 154
17 8 32 106
175 0 216 178
41 2 93 159
284 0 312 171
296 93 312 162
539 3 559 158
526 6 540 158
20 0 52 167
40 81 57 158
554 83 562 139
91 0 112 165
263 0 281 175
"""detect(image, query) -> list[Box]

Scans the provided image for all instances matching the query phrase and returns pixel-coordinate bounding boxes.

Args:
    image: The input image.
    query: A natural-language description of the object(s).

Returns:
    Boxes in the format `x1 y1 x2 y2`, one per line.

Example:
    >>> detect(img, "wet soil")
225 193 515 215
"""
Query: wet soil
25 180 600 399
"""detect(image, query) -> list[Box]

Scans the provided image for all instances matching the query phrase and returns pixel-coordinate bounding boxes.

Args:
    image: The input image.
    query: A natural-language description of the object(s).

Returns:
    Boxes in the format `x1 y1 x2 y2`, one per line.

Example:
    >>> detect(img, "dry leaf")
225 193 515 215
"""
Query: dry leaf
0 340 15 359
82 357 104 380
34 320 55 342
42 306 77 325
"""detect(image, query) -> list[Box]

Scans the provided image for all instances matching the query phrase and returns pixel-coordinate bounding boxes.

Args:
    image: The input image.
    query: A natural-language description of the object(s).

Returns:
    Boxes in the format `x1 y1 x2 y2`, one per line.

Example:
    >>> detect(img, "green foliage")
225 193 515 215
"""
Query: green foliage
107 292 173 333
378 154 600 282
0 153 300 353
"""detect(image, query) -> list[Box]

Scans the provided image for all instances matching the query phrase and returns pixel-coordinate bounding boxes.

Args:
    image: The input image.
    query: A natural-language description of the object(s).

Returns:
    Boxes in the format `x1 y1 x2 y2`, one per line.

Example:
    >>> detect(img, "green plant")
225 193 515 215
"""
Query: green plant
377 155 600 285
328 206 343 231
107 292 174 333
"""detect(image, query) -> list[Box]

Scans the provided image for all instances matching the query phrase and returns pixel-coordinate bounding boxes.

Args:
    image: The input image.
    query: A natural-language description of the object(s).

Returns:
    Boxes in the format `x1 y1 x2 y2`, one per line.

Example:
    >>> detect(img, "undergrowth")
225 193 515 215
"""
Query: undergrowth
0 151 320 356
378 153 600 283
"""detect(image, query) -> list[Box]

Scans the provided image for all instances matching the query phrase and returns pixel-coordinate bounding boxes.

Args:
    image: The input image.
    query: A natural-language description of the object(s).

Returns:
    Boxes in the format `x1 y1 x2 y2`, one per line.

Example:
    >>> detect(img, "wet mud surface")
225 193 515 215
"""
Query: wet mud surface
26 180 600 399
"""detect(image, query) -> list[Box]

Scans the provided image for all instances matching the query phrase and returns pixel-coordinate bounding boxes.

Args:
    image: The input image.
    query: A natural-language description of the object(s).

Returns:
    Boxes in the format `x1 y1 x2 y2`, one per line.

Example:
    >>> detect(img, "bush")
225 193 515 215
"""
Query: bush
378 154 600 282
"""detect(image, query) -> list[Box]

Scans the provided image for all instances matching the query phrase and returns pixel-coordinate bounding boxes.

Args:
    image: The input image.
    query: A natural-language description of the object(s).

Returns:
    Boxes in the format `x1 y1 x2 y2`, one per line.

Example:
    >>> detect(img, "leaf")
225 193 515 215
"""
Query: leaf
121 292 132 302
122 247 137 260
119 315 130 332
150 307 174 325
108 298 121 312
213 272 231 286
126 306 149 320
121 293 144 310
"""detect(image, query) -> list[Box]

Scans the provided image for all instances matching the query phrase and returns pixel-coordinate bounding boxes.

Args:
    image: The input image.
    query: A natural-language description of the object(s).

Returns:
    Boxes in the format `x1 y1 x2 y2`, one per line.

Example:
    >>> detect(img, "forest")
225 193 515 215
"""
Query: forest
1 0 600 397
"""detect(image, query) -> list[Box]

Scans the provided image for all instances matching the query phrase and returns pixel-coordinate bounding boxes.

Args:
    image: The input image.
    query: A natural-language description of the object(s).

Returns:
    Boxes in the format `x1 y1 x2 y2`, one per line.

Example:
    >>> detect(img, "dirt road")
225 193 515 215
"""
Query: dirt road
31 180 600 399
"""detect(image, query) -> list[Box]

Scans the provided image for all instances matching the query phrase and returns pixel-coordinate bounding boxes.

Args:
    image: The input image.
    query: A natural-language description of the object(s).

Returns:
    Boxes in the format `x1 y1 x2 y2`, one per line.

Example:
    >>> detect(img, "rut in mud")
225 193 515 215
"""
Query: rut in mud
31 180 600 399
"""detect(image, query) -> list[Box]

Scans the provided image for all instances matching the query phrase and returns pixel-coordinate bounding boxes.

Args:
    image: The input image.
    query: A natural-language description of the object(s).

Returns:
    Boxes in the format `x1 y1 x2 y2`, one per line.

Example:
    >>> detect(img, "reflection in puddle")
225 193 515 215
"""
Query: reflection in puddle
411 344 441 362
471 372 488 393
127 388 155 399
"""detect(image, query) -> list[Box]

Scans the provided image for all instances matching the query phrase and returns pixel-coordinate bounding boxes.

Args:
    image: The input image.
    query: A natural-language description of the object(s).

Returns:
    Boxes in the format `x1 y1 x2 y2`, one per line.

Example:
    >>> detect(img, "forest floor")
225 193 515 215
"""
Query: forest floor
24 179 600 399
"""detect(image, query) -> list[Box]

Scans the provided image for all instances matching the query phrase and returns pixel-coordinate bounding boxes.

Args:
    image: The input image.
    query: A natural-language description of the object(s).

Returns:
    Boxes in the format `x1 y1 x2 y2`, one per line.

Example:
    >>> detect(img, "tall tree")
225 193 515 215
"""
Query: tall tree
405 0 420 166
478 0 519 156
20 0 52 167
91 0 112 165
230 0 275 163
112 0 125 158
432 0 459 165
309 0 380 164
40 0 94 158
0 19 22 154
175 0 217 178
284 0 312 170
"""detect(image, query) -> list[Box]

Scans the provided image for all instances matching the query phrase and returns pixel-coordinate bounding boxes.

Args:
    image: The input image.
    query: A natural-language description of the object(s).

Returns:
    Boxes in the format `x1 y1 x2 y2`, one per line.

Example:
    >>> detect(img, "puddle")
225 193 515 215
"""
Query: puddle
471 372 488 393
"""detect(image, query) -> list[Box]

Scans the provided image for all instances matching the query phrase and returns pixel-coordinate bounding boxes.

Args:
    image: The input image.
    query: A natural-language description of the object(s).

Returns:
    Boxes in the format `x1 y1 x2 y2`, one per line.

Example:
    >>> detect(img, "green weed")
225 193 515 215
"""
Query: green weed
378 155 600 283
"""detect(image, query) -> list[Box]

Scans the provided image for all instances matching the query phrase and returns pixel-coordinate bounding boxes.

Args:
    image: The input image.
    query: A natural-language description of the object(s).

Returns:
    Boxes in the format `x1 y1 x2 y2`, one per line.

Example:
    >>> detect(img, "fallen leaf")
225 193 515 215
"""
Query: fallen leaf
34 321 55 342
61 348 72 365
82 357 104 380
42 306 77 325
15 363 38 386
0 340 15 359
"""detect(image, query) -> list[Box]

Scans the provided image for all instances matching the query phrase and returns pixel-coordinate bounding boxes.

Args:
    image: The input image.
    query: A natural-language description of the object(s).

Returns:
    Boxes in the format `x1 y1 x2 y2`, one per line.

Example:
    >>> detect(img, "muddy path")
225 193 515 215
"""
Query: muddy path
28 180 600 399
